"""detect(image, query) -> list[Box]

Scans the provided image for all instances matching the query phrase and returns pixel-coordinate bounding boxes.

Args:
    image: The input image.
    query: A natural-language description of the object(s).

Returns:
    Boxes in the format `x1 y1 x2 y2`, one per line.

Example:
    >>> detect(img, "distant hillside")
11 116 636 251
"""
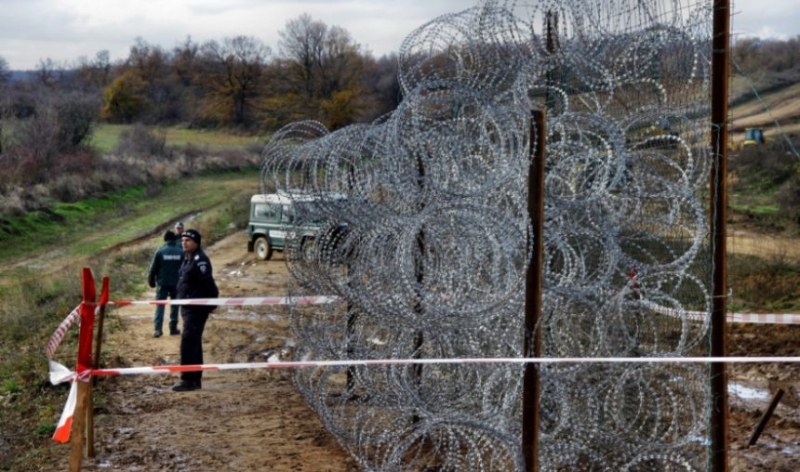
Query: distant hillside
729 76 800 143
8 70 35 82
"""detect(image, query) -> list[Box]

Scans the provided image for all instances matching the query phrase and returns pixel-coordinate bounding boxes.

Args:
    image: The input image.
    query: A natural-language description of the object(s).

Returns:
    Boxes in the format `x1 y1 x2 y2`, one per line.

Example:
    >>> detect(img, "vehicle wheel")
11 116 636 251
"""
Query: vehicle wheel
301 237 316 261
255 237 272 260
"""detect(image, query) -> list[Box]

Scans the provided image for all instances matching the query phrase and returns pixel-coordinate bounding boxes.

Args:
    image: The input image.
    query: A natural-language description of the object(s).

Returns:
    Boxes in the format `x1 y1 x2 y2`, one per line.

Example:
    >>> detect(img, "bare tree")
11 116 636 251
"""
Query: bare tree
199 35 272 127
172 36 200 87
0 55 10 85
363 53 402 117
36 58 64 87
318 26 363 97
275 14 371 128
279 13 327 100
75 50 112 91
0 55 8 154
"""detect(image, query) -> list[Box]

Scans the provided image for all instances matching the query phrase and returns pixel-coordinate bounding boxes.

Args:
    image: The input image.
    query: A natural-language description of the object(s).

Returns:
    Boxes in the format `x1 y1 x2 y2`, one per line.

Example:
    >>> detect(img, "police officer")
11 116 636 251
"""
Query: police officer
173 229 219 392
147 230 183 337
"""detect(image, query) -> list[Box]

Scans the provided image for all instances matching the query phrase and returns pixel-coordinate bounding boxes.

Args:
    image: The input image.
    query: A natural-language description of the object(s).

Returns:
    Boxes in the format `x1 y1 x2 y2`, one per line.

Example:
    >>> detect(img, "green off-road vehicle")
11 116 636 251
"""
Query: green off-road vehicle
246 191 345 261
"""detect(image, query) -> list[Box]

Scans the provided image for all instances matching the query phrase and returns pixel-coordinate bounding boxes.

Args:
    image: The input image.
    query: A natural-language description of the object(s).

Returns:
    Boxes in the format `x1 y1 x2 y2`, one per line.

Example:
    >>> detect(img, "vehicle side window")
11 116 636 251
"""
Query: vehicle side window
281 205 294 223
254 203 280 222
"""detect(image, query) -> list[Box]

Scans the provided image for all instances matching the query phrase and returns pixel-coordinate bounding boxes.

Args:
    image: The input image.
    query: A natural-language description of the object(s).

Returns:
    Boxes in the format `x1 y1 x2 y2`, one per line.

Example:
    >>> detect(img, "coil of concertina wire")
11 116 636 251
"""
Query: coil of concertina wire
261 0 715 470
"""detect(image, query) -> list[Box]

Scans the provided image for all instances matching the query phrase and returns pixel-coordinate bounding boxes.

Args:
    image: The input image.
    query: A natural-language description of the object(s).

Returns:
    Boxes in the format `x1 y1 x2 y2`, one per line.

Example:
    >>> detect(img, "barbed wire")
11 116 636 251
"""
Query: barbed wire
261 1 714 470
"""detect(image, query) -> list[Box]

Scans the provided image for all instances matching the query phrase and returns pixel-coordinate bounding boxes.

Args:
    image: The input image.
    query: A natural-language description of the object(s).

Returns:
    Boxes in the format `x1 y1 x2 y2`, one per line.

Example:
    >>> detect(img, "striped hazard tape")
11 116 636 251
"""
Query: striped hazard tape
45 306 80 360
110 295 339 307
640 300 800 324
44 356 800 385
49 361 91 443
45 296 800 369
53 380 77 443
44 297 338 364
46 353 800 445
42 355 800 386
728 312 800 324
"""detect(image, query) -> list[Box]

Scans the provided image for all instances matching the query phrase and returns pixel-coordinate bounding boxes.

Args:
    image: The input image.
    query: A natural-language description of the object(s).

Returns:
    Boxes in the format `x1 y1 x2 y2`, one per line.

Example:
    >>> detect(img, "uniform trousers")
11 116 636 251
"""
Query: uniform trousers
180 308 209 384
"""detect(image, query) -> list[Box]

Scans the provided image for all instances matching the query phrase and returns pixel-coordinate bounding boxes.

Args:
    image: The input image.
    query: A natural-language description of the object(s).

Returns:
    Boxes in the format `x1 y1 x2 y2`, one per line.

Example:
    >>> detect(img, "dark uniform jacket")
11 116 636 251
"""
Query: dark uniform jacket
177 248 219 314
147 240 183 288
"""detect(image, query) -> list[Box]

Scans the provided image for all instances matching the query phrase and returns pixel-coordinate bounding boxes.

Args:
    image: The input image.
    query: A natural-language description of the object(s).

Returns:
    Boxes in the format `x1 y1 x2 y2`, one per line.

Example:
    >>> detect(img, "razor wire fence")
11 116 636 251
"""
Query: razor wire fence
261 1 716 470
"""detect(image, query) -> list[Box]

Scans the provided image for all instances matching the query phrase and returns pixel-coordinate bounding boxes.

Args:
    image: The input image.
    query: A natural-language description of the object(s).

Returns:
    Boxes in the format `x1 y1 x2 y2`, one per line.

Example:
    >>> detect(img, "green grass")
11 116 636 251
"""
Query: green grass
729 200 780 216
91 124 265 153
729 253 800 312
0 170 260 270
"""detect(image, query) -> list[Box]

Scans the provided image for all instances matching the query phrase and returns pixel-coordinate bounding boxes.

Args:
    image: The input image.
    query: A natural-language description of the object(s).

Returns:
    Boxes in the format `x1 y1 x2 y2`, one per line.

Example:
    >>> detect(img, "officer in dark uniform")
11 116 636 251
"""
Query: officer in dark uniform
173 229 218 392
147 230 183 337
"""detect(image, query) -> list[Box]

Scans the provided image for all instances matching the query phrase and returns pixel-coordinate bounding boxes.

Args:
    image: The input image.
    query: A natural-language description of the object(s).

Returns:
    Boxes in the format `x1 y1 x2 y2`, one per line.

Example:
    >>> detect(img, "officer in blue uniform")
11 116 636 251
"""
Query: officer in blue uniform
173 229 218 392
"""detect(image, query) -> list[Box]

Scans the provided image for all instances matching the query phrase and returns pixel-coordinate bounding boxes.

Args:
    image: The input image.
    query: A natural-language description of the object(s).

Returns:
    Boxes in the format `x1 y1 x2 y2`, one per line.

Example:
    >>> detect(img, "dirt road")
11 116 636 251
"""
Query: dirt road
44 230 800 471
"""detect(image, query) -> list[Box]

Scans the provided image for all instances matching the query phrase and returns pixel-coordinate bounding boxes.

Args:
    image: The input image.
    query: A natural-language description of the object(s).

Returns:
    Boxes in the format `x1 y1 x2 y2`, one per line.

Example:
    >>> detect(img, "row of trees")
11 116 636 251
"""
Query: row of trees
1 27 799 185
0 14 401 134
732 35 800 77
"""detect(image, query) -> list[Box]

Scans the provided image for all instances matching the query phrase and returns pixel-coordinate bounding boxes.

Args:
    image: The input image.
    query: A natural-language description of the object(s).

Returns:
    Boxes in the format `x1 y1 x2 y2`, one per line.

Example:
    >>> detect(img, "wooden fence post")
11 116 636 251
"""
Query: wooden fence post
87 276 109 458
68 268 96 472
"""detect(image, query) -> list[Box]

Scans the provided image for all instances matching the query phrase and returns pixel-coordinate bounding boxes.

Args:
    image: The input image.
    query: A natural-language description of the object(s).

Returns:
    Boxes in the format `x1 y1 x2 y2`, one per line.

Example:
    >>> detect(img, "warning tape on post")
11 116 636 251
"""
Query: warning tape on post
640 300 800 325
56 355 800 382
45 305 81 361
42 297 800 365
44 296 800 368
110 295 340 307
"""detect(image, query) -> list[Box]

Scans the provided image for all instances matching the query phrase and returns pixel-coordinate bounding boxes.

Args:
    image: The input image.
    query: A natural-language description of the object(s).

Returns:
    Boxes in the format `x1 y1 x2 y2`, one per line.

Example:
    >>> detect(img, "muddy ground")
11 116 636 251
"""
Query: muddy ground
46 230 799 471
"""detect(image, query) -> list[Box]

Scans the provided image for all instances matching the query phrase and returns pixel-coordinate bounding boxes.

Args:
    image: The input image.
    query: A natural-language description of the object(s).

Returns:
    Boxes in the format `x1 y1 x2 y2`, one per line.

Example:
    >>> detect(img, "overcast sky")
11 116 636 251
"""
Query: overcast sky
1 0 798 70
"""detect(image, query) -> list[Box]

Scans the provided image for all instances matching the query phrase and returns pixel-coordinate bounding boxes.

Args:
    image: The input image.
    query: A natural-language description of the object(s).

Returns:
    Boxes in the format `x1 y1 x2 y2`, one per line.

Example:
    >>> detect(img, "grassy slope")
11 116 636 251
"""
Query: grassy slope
91 124 265 153
729 79 800 141
0 171 260 273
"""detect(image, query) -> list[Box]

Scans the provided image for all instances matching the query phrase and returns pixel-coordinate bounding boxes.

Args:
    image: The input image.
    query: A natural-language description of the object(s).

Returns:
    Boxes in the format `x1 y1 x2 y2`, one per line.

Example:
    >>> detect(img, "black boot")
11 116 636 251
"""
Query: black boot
172 380 201 392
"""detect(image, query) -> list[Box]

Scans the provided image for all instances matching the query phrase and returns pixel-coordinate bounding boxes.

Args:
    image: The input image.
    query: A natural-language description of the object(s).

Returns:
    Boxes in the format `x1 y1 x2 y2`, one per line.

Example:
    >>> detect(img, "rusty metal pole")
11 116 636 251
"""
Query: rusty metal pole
710 1 730 471
522 110 546 471
412 153 426 424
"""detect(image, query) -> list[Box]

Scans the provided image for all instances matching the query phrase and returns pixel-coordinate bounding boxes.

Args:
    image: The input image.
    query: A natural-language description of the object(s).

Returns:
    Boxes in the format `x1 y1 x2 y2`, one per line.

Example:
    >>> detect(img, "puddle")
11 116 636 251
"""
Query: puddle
729 382 770 401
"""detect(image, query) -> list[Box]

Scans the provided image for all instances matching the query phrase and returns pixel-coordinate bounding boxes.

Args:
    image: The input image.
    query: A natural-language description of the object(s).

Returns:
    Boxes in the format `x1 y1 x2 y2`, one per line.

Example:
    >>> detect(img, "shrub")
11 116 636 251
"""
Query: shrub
776 171 800 226
730 142 796 191
114 123 167 157
729 253 800 311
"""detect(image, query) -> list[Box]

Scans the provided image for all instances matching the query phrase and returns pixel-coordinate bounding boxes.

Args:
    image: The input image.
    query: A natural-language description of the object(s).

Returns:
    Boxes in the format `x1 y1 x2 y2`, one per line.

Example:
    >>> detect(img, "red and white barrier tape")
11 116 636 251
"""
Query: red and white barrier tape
46 354 800 444
640 300 800 324
53 380 77 443
111 295 339 307
48 361 92 443
44 296 337 375
45 296 800 368
45 356 800 383
727 312 800 324
111 295 800 324
45 306 81 360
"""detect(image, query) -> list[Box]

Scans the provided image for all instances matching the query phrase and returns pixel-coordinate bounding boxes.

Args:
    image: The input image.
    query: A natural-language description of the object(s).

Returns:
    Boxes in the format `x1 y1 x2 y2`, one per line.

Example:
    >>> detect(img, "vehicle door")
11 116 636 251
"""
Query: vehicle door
251 202 284 247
